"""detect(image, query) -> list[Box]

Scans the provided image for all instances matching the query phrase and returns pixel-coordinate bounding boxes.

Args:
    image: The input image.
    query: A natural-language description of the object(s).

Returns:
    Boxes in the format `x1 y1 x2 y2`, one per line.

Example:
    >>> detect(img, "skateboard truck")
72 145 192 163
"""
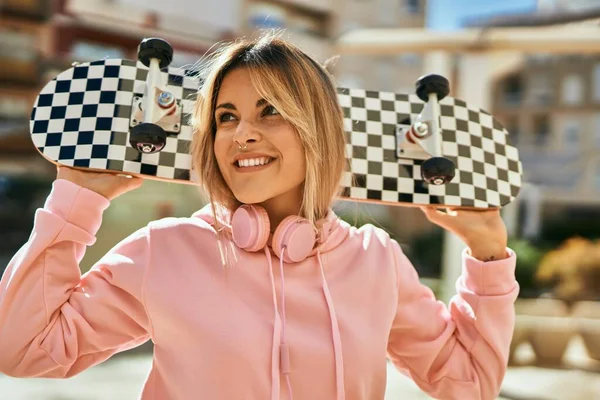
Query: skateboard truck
129 38 181 154
396 74 456 185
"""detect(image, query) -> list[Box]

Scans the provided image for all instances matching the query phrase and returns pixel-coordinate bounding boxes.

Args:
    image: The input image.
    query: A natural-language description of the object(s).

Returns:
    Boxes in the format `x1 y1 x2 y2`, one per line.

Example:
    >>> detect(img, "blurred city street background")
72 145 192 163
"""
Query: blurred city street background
1 0 600 399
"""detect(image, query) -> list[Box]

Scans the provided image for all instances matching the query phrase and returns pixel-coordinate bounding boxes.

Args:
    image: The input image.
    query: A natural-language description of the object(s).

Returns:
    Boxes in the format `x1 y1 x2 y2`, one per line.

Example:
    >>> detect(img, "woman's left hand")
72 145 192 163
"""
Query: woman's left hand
421 207 508 262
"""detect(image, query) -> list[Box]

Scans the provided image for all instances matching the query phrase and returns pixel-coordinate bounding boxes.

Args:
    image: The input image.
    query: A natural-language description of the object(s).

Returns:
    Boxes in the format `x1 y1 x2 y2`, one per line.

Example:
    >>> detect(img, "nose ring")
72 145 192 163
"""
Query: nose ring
238 143 248 151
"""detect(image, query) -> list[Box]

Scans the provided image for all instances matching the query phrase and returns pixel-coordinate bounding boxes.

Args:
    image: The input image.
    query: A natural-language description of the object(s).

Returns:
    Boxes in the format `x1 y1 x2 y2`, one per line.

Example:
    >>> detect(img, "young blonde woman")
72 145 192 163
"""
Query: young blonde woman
0 33 518 400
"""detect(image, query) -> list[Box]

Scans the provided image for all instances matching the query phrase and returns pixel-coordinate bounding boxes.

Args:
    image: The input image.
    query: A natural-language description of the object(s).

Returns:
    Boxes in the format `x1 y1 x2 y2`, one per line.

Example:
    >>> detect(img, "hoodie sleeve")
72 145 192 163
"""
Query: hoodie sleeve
386 240 518 400
0 179 152 378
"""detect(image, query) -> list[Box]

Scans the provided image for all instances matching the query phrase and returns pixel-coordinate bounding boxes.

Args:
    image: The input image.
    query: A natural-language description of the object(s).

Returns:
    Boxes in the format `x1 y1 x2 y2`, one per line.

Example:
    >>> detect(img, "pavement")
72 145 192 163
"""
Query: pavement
0 337 598 400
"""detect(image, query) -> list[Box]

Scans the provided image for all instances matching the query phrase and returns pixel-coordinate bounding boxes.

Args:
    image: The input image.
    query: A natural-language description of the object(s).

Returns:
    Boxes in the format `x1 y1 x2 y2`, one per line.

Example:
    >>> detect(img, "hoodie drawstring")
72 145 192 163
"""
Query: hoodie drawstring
265 247 345 400
279 248 293 400
265 248 283 400
317 251 345 400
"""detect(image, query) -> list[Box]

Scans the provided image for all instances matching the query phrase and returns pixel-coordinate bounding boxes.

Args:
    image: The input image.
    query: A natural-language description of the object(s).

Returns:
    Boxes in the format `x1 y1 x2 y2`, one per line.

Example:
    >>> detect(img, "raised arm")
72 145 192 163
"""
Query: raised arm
387 241 518 400
0 178 152 378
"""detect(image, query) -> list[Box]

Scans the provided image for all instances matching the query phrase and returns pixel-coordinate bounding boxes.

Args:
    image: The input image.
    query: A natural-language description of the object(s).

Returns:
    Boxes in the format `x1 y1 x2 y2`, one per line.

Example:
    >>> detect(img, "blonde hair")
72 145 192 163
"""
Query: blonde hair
190 31 347 252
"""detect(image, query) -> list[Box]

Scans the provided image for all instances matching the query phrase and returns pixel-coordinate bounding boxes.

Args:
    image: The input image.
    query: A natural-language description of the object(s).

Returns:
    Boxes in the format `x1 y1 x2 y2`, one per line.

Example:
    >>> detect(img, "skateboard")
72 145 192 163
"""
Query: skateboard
29 38 522 209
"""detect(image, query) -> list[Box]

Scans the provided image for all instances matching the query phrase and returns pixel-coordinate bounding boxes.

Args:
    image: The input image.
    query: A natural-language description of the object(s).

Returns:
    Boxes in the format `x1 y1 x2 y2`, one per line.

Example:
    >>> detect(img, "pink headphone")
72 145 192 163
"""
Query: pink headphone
230 204 320 263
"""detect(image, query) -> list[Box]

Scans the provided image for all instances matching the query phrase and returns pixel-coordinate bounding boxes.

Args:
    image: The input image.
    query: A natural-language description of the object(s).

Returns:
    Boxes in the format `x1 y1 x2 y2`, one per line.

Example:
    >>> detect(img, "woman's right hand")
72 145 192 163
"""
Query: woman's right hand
57 166 143 200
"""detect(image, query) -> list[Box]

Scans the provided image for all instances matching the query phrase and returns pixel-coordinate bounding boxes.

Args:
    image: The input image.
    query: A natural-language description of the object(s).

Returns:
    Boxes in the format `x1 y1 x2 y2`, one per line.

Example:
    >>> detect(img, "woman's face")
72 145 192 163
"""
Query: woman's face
213 67 306 209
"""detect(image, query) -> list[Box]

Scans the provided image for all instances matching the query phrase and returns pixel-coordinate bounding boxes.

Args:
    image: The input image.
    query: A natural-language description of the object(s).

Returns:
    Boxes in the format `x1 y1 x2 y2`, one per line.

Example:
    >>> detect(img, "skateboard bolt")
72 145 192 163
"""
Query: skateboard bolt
413 121 428 137
158 91 175 108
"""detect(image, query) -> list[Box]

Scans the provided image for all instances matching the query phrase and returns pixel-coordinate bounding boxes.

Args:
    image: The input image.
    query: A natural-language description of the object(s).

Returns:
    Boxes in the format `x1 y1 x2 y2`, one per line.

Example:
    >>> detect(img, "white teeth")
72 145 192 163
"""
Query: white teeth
237 157 272 168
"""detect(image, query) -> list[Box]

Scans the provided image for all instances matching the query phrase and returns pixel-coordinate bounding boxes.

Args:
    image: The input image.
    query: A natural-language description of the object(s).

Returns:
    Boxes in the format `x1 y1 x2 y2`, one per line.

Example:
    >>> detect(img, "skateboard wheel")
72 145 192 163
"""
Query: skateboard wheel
421 157 455 185
130 123 167 153
138 38 173 69
416 74 450 102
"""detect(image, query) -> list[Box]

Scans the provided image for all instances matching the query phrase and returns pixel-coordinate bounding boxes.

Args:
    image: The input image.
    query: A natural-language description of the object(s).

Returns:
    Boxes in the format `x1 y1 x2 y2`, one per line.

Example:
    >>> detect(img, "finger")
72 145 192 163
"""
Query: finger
421 207 444 223
421 207 456 219
124 176 143 188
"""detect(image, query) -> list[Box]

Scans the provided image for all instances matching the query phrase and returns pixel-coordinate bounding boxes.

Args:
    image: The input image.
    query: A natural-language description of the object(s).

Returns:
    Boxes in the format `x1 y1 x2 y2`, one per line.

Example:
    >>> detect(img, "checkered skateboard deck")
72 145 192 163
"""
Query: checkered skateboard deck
30 59 522 209
30 59 197 182
337 88 522 208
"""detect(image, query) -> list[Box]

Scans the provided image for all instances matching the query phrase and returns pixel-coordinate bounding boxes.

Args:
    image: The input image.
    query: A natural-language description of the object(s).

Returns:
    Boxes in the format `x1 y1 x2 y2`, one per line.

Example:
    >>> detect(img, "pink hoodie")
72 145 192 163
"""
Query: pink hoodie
0 179 518 400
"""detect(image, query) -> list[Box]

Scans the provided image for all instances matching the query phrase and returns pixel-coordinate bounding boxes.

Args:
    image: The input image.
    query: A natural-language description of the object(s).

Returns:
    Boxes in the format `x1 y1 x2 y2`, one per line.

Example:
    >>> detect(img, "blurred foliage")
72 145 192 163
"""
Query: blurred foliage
536 237 600 304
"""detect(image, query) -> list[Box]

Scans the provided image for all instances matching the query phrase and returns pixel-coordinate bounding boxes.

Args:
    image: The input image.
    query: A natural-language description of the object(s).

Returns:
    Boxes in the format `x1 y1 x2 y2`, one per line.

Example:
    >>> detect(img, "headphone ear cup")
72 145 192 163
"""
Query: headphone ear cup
272 216 316 263
231 205 270 252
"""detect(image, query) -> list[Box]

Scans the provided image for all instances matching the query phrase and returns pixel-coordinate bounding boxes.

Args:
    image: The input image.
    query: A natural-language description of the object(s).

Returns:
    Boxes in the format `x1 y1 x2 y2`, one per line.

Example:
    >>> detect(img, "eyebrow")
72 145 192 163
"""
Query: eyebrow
215 98 269 111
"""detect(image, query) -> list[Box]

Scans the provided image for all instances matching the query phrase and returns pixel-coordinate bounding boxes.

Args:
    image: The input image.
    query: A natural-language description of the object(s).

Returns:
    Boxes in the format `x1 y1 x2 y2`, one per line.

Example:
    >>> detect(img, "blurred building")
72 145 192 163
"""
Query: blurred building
485 7 600 238
241 0 334 64
240 0 427 92
493 55 600 205
334 0 426 94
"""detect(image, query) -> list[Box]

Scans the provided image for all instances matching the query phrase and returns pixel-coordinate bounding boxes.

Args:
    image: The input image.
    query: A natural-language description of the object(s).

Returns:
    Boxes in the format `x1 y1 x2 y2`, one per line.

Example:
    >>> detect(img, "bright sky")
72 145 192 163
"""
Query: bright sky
426 0 539 30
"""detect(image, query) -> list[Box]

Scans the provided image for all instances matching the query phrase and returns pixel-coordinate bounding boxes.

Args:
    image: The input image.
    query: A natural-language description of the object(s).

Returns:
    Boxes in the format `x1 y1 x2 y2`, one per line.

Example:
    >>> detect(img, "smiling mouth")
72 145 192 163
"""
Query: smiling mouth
234 156 275 168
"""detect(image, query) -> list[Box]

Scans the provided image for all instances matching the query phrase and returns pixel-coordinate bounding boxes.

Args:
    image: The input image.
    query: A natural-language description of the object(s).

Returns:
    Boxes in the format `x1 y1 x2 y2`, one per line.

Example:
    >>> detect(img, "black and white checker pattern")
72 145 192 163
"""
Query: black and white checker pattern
30 60 521 208
30 59 198 181
337 87 522 208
